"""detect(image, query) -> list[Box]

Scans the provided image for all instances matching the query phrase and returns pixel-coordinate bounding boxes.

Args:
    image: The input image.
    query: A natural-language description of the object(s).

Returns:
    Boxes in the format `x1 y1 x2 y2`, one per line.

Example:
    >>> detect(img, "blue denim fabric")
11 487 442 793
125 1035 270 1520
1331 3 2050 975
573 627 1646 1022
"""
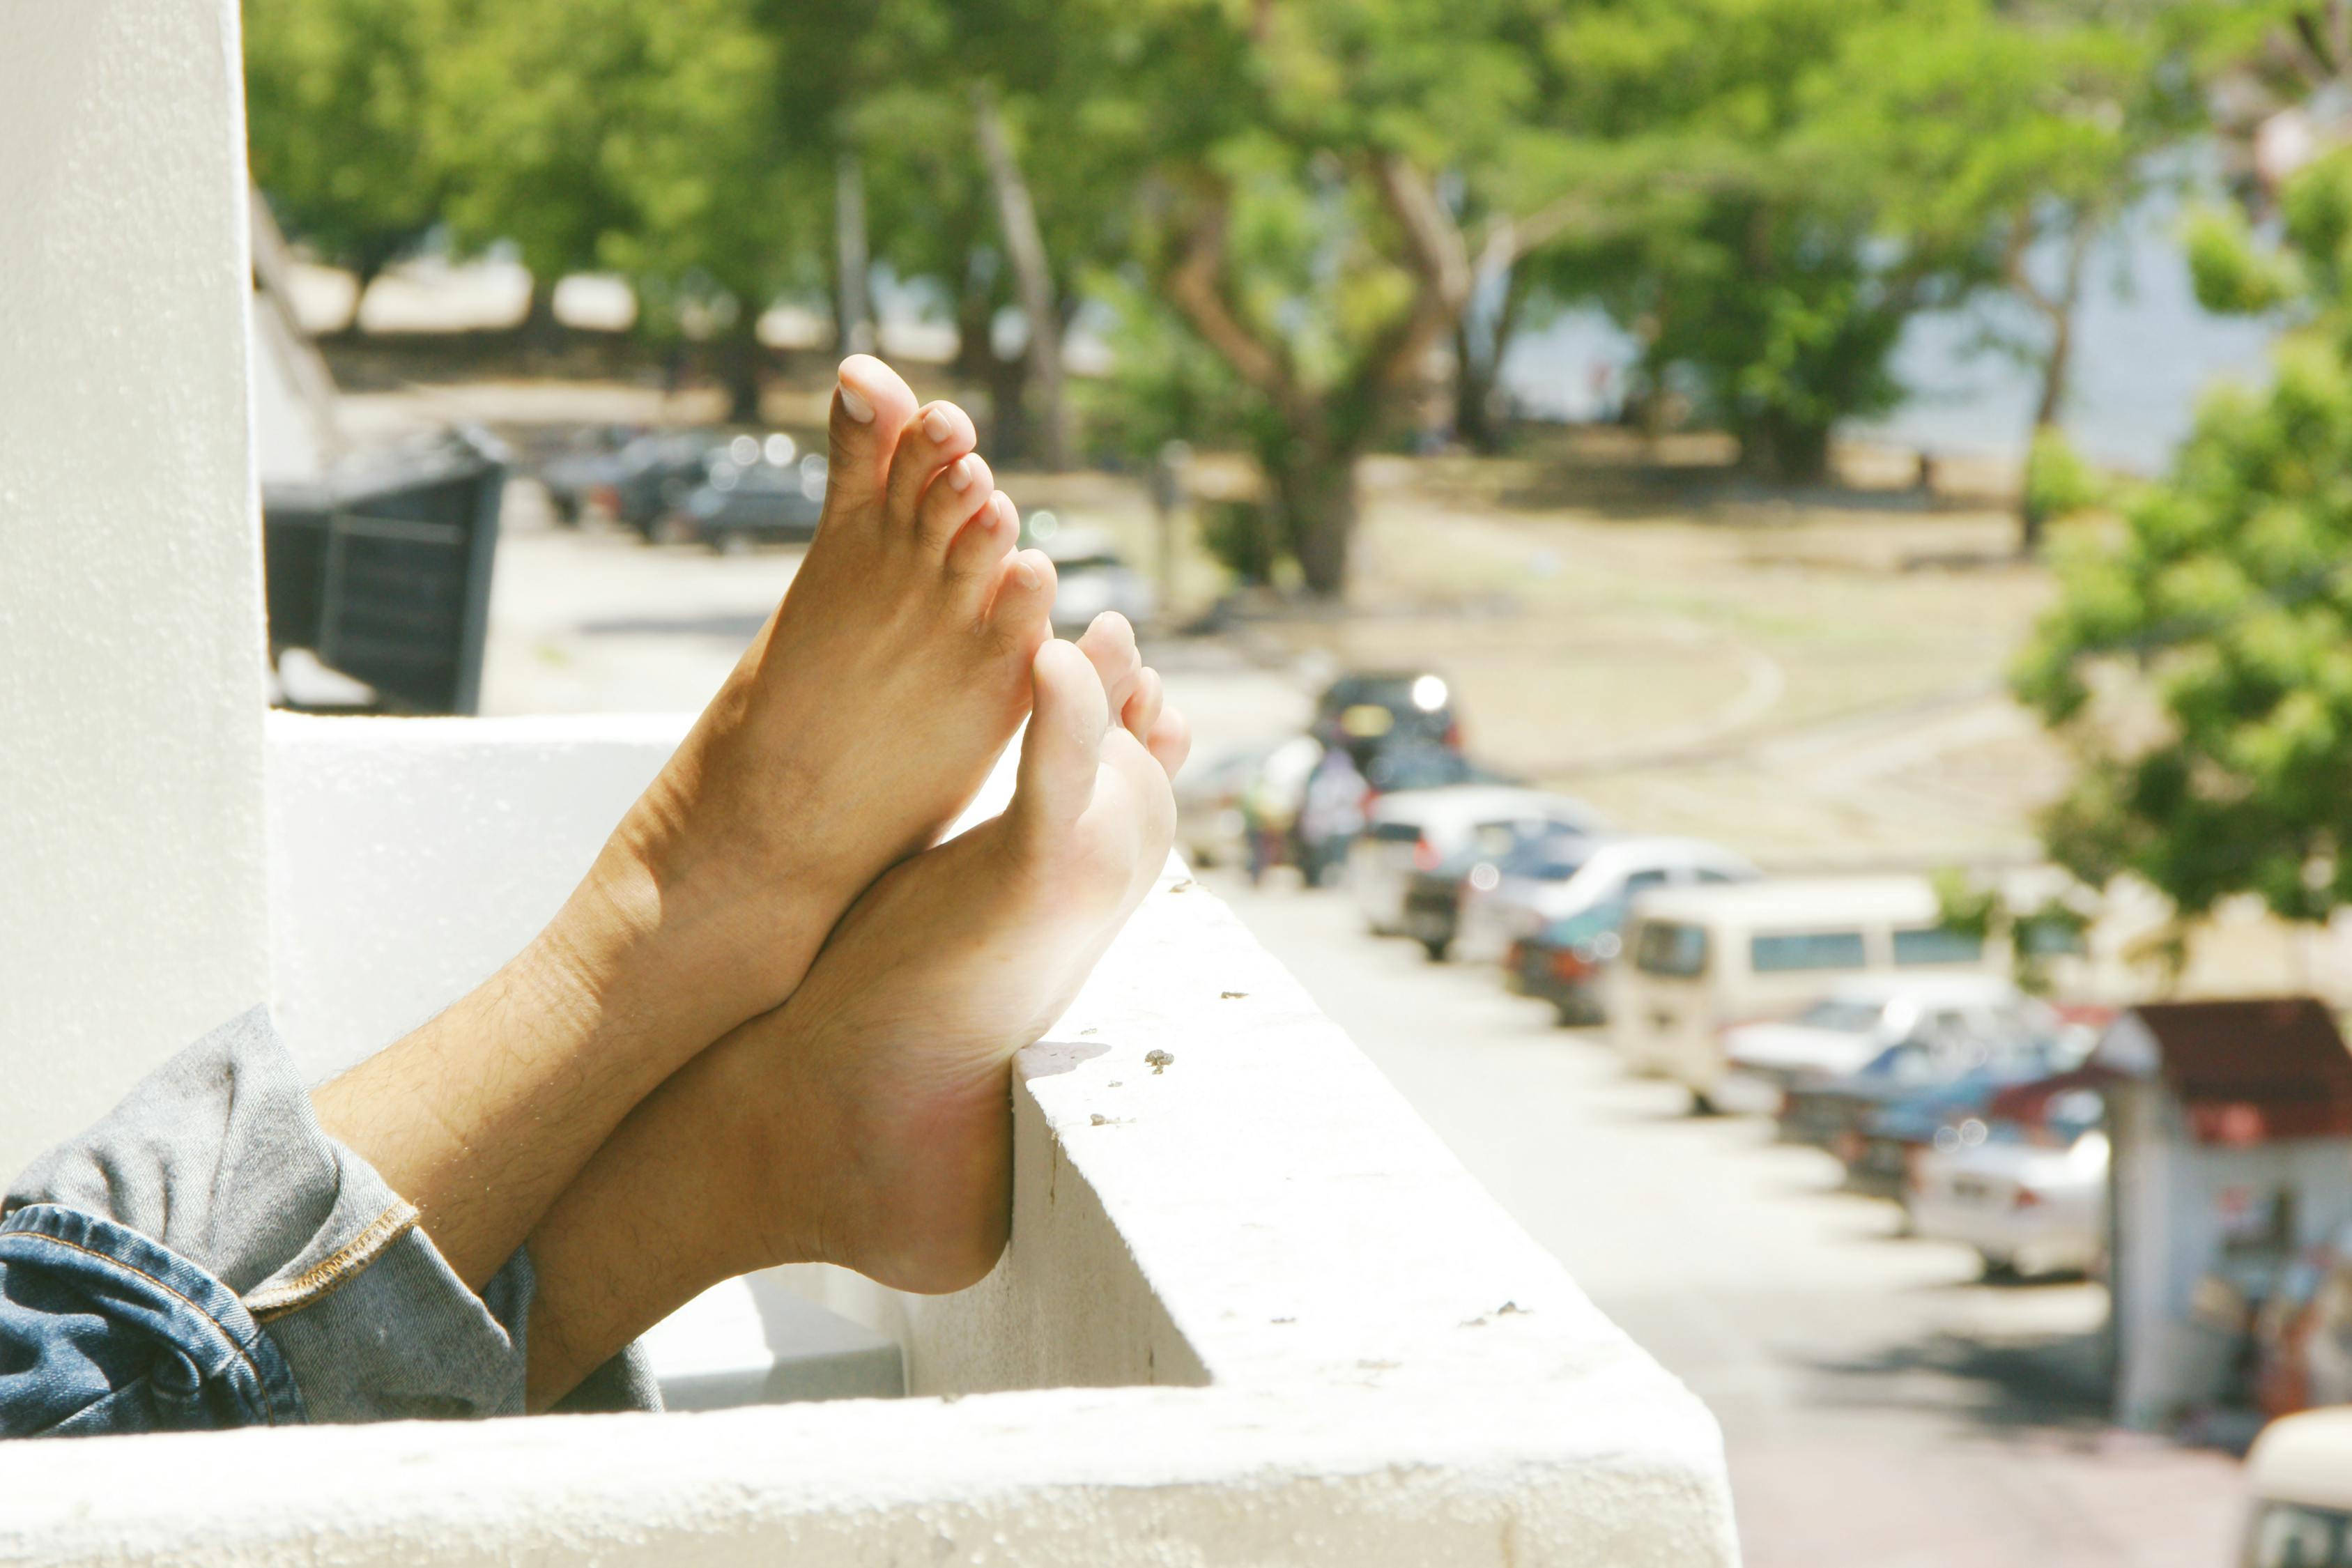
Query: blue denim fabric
0 1204 305 1437
1 1006 659 1436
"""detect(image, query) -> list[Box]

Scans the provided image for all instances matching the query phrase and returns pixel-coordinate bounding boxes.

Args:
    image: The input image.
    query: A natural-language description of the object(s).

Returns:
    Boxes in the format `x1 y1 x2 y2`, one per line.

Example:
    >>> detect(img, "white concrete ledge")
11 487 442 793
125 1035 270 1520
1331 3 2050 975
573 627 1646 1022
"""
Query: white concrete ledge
0 715 1736 1565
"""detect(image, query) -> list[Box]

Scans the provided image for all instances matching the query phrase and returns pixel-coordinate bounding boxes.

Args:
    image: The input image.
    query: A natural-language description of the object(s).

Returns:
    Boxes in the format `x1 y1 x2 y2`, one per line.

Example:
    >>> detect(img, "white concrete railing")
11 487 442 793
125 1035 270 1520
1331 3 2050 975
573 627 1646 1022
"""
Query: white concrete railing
0 714 1737 1565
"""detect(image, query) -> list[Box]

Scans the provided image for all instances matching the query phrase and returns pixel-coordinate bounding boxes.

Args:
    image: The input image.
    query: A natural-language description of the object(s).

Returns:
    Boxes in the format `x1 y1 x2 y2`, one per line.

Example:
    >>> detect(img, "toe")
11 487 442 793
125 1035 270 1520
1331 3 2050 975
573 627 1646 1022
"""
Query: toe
1121 666 1165 744
1074 612 1144 715
884 400 978 545
1014 638 1110 829
986 543 1057 643
928 453 1003 562
1145 703 1191 781
827 356 918 516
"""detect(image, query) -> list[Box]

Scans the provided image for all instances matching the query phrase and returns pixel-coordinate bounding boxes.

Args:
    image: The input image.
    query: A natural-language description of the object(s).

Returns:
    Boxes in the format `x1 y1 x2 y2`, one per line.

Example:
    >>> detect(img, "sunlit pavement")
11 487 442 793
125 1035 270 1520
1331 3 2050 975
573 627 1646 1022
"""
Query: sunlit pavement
1201 869 2246 1568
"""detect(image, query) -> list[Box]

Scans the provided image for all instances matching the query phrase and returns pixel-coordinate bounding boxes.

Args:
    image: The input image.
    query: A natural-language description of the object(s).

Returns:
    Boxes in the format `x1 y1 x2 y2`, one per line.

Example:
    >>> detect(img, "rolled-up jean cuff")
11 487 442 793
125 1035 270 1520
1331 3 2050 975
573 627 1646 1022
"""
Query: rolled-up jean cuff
3 1006 656 1425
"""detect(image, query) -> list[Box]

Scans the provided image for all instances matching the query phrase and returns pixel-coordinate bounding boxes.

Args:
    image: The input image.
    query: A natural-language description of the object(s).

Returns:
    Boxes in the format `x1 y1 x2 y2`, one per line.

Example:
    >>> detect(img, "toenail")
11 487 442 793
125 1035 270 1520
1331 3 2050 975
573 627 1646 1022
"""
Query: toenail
838 382 875 424
994 493 1018 530
923 406 954 443
947 456 976 491
1013 555 1041 590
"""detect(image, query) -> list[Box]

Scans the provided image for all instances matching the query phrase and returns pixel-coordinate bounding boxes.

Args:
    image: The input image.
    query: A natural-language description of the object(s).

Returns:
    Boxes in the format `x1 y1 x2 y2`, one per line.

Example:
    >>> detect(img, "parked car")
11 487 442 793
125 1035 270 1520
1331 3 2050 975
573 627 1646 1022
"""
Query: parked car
537 424 641 523
1610 877 2007 1112
1314 669 1461 773
1176 737 1320 871
1505 897 1629 1025
679 447 829 551
1722 974 2050 1104
1455 836 1760 968
1847 1038 2112 1200
1038 526 1156 632
2238 1407 2352 1567
1777 1013 2091 1175
542 428 734 536
1907 1081 2108 1278
1402 819 1592 962
1348 785 1606 938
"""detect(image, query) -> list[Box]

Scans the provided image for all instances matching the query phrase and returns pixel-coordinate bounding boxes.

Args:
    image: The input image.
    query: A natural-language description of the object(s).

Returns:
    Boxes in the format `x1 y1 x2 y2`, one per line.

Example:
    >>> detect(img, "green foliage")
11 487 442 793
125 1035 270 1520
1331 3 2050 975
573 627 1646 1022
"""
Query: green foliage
240 0 2222 589
2024 428 2107 526
2017 142 2352 923
242 0 447 282
2184 206 2304 316
1935 869 2095 995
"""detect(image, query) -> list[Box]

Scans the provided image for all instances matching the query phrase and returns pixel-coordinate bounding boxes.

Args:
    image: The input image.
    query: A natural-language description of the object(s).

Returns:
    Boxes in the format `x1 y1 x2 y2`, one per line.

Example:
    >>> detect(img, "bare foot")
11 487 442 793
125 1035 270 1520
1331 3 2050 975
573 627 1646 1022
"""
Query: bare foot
523 622 1186 1403
592 355 1063 1036
758 631 1190 1293
316 356 1056 1288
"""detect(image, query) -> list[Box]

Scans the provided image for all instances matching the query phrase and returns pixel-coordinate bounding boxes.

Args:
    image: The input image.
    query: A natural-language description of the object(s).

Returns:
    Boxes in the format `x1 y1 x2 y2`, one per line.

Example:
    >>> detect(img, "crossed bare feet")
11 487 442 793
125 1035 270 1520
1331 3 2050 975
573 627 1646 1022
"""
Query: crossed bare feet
524 613 1188 1405
318 357 1171 1300
590 353 1066 1038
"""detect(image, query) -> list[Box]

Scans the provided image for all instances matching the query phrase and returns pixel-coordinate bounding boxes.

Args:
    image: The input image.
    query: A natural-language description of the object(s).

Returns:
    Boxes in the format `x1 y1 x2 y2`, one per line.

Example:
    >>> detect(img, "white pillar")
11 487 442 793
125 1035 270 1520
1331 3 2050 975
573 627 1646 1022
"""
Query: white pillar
0 1 270 1175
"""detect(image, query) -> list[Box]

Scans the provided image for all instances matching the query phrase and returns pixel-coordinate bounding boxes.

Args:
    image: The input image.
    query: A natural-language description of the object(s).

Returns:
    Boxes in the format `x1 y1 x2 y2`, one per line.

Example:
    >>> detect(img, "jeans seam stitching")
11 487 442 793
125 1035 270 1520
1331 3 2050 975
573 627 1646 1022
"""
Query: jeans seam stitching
1 1229 284 1427
243 1201 421 1323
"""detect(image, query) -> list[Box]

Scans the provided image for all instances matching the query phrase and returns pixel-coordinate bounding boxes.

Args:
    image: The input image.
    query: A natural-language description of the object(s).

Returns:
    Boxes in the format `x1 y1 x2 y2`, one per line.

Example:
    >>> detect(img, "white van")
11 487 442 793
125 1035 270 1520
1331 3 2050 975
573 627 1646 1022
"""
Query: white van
1609 877 2006 1110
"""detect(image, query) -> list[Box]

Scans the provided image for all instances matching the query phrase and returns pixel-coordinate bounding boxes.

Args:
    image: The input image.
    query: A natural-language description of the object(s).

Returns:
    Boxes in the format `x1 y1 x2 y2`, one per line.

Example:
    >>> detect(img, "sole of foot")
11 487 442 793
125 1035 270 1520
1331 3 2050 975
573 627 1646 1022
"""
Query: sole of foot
568 355 1063 1042
716 624 1189 1295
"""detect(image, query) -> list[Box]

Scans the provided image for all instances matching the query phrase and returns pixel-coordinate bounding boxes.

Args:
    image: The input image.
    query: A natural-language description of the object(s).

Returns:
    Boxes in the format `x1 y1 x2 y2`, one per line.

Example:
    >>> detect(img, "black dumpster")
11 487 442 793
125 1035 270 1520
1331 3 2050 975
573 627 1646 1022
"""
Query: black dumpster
263 426 507 715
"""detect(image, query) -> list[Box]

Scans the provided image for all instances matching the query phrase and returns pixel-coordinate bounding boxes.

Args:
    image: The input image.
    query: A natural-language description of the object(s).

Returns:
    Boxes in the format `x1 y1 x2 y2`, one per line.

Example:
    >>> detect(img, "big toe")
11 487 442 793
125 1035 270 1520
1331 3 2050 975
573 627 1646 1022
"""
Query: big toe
827 355 918 510
1013 638 1109 831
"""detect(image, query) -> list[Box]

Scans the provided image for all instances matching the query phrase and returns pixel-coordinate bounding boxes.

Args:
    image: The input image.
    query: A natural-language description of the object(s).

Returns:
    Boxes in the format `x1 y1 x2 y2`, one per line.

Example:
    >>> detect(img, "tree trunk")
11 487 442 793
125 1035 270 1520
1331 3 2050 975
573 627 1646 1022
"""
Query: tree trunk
519 277 563 357
1454 268 1524 454
2018 325 2071 555
1745 414 1834 486
716 309 764 424
973 88 1069 470
2019 226 2089 555
1269 438 1358 598
834 148 874 357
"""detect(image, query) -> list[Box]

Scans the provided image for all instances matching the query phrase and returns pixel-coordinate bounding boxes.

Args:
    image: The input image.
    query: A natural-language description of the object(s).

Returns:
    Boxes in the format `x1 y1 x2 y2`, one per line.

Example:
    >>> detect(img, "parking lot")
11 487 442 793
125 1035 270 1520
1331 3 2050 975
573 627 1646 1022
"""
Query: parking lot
1204 870 2247 1568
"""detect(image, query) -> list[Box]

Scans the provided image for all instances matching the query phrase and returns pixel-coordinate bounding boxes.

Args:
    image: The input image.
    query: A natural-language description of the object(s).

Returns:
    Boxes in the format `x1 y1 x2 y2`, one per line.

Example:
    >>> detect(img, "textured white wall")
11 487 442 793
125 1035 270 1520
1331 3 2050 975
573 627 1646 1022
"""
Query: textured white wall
0 1 270 1177
264 712 691 1078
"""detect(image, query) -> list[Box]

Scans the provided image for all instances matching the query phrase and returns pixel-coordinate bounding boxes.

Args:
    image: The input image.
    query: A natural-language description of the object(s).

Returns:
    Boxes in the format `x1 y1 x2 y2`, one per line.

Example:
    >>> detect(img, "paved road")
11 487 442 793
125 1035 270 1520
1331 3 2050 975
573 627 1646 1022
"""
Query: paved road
1201 871 2247 1568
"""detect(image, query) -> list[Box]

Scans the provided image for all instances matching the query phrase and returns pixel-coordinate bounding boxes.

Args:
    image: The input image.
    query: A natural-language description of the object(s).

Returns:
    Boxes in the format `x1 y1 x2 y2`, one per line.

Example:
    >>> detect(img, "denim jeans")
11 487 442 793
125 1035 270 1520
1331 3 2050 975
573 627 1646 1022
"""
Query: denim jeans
1 1008 658 1436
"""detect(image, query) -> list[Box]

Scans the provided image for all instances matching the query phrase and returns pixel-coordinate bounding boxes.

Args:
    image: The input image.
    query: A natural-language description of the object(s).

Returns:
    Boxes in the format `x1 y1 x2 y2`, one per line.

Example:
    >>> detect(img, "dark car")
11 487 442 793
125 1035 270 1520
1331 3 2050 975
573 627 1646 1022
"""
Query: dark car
540 428 737 535
679 451 830 551
599 430 736 536
1315 670 1462 773
1781 1024 2089 1192
1403 822 1593 962
1850 1049 2109 1202
1505 896 1629 1025
537 424 642 524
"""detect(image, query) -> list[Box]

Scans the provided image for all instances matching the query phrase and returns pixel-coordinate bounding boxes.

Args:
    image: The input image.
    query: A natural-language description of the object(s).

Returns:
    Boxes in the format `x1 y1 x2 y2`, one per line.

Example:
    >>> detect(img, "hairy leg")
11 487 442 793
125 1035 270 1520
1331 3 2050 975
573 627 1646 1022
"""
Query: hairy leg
523 626 1186 1409
314 356 1059 1289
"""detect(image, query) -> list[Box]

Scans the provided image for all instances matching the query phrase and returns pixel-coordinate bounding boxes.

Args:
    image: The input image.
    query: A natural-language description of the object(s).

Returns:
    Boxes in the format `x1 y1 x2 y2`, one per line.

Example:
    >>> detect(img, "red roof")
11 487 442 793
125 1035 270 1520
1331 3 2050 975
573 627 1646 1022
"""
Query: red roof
2122 998 2352 1146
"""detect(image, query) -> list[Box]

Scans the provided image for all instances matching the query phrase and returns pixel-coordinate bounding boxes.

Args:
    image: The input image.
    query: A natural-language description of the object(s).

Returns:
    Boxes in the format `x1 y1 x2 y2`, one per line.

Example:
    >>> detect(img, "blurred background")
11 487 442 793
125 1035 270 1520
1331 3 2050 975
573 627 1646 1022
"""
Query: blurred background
242 2 2352 1562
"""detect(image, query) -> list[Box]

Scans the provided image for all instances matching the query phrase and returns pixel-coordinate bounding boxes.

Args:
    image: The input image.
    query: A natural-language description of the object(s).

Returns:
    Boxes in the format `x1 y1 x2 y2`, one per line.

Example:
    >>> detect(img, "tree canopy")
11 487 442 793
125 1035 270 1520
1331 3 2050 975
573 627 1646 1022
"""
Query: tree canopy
244 0 2226 591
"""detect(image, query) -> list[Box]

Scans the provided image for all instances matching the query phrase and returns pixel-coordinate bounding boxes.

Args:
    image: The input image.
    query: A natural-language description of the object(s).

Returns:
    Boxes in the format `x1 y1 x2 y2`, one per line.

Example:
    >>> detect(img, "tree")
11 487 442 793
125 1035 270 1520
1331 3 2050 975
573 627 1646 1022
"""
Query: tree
1816 3 2209 549
242 0 448 298
2013 147 2352 926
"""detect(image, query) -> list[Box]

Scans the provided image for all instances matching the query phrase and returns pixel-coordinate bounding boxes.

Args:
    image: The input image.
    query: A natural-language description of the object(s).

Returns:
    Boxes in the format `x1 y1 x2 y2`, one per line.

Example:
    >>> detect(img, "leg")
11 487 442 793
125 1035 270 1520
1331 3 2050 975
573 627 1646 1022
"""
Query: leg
522 631 1187 1409
314 356 1061 1289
